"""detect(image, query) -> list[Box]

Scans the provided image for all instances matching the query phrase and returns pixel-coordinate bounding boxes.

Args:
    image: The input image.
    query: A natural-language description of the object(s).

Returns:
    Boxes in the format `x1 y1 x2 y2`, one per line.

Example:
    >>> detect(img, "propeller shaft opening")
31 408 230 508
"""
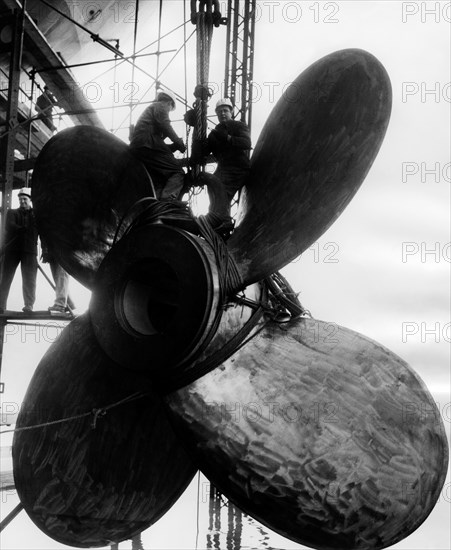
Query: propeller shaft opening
117 259 180 337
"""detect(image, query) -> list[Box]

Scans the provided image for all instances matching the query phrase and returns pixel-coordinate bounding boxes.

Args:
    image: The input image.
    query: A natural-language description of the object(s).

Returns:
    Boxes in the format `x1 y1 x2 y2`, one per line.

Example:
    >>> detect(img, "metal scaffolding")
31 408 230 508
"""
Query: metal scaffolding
224 0 256 128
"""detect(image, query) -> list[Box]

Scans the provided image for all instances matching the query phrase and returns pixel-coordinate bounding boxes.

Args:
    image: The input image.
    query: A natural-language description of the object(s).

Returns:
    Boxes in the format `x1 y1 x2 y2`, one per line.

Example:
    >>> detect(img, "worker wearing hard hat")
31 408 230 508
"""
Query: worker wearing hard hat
0 188 38 313
205 98 251 215
130 89 186 200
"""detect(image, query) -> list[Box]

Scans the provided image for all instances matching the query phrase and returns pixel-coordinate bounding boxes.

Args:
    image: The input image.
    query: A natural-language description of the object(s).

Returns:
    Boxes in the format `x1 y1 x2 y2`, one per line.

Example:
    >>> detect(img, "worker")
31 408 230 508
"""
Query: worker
41 244 76 314
35 85 58 132
205 98 251 215
129 89 186 200
199 98 251 235
0 188 38 313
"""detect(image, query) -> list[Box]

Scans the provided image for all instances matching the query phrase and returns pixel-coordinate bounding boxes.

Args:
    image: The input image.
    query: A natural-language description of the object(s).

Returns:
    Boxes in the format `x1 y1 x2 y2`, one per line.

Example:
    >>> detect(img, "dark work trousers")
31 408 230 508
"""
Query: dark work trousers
207 168 249 216
204 174 230 217
49 262 75 310
0 251 37 310
130 146 185 199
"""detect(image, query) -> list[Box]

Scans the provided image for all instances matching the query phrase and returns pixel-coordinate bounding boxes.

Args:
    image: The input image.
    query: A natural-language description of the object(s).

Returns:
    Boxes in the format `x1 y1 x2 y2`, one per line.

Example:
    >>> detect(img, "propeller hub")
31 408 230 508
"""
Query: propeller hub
90 224 220 376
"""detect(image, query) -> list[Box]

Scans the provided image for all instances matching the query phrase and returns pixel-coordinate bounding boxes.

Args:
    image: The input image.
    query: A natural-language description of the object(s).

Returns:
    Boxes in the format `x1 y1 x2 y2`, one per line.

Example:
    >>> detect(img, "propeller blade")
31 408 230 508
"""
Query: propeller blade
31 126 153 288
164 317 448 550
12 313 196 548
228 49 392 286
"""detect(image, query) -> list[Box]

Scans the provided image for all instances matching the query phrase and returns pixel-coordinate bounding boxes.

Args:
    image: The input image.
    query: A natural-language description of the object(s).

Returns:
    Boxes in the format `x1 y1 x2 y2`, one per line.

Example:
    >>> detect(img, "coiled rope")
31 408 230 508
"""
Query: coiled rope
113 198 244 295
196 214 244 295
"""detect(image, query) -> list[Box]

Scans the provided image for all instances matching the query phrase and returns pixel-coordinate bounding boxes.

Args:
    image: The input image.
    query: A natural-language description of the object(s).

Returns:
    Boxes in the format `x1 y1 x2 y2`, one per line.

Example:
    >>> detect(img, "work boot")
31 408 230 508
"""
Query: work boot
48 304 66 314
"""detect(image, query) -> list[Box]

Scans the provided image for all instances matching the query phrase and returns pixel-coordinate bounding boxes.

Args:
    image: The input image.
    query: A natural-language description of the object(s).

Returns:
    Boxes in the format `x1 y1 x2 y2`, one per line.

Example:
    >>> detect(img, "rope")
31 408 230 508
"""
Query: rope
112 197 195 245
0 391 146 435
112 199 243 289
196 215 244 295
265 272 310 318
113 197 158 245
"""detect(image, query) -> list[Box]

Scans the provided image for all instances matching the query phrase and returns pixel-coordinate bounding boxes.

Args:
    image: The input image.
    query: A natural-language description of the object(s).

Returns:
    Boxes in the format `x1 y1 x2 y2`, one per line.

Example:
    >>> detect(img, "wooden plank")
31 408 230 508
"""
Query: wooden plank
0 310 72 320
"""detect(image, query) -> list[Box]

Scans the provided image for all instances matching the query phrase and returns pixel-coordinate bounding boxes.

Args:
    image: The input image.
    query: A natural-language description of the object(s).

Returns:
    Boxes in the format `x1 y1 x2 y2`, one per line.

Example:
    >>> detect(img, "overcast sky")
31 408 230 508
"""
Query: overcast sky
1 1 450 549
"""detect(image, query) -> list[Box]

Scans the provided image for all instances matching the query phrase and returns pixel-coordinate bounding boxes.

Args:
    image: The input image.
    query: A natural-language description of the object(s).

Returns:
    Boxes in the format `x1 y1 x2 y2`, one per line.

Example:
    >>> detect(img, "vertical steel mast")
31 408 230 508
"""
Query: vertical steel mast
223 0 256 129
0 6 26 384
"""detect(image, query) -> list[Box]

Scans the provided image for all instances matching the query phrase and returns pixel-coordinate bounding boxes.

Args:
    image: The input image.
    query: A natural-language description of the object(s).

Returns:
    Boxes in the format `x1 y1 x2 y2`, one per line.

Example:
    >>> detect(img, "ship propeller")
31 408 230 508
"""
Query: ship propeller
13 49 448 549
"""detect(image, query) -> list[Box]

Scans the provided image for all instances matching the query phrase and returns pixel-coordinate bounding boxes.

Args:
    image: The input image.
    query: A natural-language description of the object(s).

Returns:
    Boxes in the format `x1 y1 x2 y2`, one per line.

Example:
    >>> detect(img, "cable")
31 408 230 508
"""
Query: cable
112 28 196 136
196 215 243 295
156 0 163 83
129 0 140 132
184 0 190 152
0 391 146 435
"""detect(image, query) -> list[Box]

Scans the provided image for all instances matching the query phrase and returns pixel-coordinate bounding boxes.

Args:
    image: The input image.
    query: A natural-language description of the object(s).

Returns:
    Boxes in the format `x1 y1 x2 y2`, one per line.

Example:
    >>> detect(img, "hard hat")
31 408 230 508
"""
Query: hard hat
18 187 31 198
156 89 177 110
215 98 233 111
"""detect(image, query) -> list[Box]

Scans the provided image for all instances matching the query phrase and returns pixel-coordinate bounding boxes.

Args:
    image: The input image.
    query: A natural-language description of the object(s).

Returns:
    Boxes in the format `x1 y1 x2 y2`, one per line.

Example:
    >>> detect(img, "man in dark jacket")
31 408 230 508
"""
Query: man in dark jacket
130 89 186 199
35 85 58 132
0 188 38 313
205 98 252 219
